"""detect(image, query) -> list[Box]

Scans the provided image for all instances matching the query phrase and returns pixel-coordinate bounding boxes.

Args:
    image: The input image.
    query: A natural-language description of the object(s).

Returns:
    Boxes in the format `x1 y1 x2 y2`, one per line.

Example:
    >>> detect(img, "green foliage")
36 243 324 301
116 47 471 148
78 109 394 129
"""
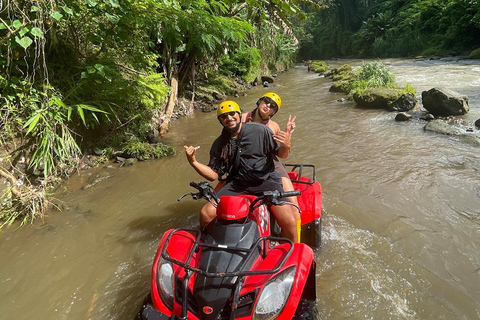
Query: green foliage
354 61 396 89
121 138 176 161
295 0 480 59
310 60 328 73
0 0 314 227
218 47 261 83
468 48 480 59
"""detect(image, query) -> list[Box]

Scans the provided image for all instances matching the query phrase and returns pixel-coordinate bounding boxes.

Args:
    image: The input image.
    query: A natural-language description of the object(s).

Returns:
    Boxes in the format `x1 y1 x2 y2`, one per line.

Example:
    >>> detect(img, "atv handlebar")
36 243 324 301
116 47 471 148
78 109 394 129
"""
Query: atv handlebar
178 181 220 206
248 190 301 213
179 182 301 212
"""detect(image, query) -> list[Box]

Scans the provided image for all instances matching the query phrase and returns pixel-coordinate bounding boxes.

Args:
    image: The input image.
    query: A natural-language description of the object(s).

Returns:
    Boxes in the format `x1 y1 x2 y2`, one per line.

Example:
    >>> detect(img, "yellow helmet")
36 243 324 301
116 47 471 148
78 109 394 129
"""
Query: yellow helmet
217 100 241 117
261 92 282 110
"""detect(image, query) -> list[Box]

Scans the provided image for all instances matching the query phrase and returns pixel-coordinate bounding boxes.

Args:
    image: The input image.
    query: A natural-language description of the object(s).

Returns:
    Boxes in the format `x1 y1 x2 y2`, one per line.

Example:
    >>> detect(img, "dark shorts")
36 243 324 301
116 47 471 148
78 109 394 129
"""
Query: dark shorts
217 178 284 198
274 159 289 179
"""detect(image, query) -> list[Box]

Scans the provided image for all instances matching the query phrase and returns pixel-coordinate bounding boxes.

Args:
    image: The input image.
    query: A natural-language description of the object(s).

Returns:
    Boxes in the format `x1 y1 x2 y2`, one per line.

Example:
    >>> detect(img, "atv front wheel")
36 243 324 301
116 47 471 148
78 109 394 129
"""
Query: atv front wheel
293 299 320 320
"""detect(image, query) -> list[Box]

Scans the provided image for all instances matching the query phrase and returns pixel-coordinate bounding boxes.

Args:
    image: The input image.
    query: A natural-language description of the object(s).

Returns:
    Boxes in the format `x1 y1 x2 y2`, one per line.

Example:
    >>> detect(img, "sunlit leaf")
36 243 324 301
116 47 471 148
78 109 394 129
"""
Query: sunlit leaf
51 11 64 21
24 113 41 134
109 0 120 8
30 27 44 38
13 20 22 29
86 0 98 7
62 5 74 15
76 106 86 125
106 13 120 24
76 104 109 114
15 36 33 49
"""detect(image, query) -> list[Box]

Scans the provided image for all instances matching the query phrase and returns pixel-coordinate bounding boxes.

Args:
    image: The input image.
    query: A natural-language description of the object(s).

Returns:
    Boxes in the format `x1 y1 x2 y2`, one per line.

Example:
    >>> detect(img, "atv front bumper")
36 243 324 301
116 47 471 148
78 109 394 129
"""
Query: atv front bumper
135 295 175 320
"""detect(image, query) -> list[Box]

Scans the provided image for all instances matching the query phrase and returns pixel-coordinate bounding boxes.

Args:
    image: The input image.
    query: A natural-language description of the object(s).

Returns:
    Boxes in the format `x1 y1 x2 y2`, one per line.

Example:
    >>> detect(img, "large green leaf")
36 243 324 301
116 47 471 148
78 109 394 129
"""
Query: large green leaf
24 113 42 135
30 27 44 39
15 36 33 49
51 11 64 21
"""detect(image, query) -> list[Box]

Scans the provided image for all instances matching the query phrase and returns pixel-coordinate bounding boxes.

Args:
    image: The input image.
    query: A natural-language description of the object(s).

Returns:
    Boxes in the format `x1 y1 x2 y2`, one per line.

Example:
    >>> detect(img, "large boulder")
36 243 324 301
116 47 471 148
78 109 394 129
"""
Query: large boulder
421 87 469 117
353 88 417 112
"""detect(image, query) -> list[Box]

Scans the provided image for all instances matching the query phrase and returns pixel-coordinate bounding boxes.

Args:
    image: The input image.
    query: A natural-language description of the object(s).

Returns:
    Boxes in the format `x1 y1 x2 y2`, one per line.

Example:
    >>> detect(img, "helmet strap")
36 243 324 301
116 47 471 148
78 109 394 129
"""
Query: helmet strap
254 107 271 122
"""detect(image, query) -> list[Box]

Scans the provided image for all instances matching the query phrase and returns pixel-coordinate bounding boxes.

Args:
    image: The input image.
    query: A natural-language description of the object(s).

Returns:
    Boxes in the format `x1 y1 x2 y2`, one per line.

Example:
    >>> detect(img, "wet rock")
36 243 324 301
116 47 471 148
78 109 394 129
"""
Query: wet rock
395 112 412 121
421 87 469 116
261 75 274 83
475 118 480 128
146 133 158 144
82 171 112 189
353 88 417 112
421 113 435 121
93 147 103 156
263 81 269 87
329 83 348 93
424 119 462 135
123 158 137 166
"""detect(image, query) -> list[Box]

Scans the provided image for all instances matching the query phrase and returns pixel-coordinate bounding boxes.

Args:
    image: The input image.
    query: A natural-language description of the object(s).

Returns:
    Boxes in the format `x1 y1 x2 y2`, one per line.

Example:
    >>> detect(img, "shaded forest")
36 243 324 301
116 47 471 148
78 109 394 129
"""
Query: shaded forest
295 0 480 59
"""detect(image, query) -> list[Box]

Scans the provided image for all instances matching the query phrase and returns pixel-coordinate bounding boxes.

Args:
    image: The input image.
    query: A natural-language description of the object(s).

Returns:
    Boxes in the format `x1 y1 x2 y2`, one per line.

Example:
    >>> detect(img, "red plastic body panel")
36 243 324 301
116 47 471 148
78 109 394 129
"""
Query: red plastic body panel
217 196 250 220
288 172 322 226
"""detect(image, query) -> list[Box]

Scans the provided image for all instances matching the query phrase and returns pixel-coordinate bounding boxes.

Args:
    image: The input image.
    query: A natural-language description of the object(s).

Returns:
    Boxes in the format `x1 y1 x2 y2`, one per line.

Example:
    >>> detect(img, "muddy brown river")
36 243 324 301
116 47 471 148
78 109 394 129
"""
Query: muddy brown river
1 59 479 320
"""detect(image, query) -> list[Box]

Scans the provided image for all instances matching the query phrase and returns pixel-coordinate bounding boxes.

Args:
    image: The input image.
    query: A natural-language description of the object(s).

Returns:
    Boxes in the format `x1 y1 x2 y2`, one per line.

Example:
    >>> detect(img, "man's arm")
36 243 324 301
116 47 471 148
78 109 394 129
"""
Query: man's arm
184 146 219 181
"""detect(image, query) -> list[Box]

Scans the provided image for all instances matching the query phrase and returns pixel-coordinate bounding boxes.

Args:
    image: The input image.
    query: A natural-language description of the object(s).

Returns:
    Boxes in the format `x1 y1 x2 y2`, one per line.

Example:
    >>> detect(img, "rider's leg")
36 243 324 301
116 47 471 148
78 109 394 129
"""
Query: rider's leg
200 202 217 227
270 204 298 243
282 177 299 206
281 177 301 241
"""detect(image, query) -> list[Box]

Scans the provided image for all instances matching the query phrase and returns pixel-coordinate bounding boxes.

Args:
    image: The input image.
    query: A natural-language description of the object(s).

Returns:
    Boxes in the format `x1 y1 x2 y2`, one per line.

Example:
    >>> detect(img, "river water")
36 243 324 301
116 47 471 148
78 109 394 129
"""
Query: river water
1 59 479 320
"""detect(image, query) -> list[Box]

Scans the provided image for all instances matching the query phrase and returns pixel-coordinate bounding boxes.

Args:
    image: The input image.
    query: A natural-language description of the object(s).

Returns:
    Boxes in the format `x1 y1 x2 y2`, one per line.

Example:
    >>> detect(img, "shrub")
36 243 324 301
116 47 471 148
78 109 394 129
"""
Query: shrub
468 48 480 59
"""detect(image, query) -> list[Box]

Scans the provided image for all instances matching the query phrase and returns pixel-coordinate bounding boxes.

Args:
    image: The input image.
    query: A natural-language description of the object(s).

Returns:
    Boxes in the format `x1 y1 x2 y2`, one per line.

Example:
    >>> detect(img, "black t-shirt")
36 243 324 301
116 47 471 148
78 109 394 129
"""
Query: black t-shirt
208 122 282 185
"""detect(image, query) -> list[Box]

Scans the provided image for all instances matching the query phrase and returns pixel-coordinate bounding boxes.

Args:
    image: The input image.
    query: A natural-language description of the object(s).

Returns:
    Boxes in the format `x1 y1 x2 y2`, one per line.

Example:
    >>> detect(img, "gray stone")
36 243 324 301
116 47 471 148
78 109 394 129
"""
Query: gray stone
395 112 412 121
421 87 469 116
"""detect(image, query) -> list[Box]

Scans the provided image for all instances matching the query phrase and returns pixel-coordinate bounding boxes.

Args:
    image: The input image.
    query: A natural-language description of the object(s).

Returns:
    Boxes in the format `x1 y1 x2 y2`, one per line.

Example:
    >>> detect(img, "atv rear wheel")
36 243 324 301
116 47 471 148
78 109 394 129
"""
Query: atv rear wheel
293 299 320 320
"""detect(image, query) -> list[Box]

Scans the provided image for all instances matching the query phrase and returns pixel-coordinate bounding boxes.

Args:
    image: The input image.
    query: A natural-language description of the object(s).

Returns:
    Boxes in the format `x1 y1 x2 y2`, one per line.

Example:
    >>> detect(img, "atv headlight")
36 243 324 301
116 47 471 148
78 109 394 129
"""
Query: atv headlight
156 259 174 309
253 266 296 320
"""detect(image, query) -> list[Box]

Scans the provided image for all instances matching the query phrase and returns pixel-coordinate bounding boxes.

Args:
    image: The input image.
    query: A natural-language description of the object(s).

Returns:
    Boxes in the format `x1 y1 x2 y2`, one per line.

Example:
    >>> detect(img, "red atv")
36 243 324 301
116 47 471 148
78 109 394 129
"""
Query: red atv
136 164 322 320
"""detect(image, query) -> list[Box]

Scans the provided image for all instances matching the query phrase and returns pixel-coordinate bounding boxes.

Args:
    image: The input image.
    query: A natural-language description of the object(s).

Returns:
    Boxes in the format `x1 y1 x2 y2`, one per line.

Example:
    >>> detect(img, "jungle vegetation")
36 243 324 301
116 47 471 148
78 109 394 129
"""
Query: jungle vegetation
295 0 480 59
0 0 323 227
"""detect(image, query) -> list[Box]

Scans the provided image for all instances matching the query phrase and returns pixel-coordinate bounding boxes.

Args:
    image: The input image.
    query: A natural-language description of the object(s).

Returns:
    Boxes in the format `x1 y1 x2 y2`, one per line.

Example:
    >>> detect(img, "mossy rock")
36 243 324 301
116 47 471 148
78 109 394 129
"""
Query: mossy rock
468 48 480 59
311 60 328 74
353 88 417 112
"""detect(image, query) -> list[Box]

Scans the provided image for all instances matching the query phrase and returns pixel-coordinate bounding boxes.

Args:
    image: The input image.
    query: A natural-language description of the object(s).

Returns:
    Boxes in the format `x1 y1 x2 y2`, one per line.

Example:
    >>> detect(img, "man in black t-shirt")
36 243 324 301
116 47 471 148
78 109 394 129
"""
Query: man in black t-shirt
184 101 298 242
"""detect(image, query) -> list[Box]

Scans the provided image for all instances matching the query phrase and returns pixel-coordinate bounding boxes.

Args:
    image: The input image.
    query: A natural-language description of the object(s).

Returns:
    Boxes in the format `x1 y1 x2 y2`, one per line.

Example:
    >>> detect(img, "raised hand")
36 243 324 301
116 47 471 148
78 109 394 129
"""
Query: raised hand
183 145 200 164
285 115 297 135
273 130 291 149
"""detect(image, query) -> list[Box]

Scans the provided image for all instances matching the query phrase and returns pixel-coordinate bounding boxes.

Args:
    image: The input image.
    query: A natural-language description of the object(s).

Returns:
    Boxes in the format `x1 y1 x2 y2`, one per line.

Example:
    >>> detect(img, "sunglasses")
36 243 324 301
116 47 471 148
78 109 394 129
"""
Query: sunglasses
261 97 278 110
219 111 237 120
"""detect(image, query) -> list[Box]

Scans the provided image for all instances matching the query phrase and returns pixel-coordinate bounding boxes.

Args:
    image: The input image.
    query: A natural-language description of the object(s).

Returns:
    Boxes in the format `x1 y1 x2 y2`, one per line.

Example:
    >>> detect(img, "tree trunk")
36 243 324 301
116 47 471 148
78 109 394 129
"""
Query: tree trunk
189 67 195 115
160 74 178 136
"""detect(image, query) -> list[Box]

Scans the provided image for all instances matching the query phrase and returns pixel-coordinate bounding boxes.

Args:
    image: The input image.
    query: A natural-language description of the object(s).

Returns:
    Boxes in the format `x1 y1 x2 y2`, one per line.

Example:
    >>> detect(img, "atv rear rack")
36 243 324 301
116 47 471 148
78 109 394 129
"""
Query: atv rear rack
284 163 316 185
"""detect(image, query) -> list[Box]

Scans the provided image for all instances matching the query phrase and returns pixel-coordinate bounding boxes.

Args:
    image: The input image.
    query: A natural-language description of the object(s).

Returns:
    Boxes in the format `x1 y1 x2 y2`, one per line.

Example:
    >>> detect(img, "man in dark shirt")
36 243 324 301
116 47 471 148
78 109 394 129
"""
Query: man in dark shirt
184 100 298 242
